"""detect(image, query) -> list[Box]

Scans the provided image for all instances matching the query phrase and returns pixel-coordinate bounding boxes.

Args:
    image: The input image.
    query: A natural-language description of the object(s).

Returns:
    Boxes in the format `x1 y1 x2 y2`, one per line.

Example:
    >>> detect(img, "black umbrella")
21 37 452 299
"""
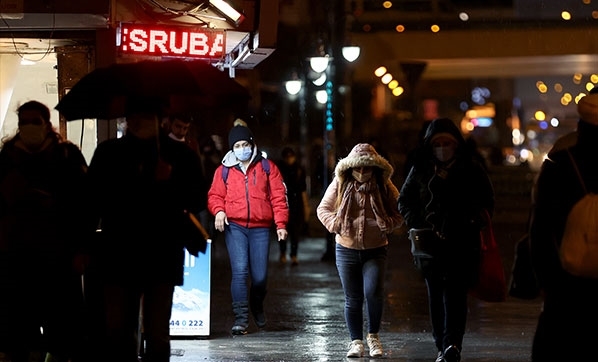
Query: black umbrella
55 59 251 121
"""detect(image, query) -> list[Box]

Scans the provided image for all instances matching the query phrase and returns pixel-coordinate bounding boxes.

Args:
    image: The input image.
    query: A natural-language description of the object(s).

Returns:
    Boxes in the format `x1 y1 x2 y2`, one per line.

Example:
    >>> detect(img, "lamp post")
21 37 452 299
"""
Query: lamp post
284 75 309 193
284 47 359 197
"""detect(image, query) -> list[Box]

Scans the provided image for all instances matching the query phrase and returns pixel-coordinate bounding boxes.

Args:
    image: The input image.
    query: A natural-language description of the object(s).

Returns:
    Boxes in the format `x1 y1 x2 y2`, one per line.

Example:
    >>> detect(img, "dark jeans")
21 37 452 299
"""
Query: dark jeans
278 218 302 257
88 281 175 362
224 222 270 303
335 243 387 341
424 268 469 352
0 252 86 362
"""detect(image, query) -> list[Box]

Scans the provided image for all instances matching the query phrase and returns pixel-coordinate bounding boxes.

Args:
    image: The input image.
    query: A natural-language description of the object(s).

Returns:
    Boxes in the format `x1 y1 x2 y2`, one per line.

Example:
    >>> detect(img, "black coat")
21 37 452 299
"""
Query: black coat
87 133 207 286
398 118 494 283
530 119 598 295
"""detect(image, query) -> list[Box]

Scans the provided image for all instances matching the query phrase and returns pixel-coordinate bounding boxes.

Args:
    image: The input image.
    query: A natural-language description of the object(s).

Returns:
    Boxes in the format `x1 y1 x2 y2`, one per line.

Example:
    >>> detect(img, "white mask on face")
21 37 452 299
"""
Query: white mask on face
19 124 48 149
168 132 185 142
352 169 373 183
234 146 253 161
433 146 456 162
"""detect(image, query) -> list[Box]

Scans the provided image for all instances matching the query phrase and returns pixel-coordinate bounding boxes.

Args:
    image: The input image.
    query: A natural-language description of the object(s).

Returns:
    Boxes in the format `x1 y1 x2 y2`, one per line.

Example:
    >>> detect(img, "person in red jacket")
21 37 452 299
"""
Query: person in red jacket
207 120 288 335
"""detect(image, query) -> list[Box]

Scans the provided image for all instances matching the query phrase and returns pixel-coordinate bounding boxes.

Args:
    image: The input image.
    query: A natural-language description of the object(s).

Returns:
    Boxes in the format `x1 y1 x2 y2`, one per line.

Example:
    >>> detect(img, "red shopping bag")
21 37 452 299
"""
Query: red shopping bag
470 210 507 302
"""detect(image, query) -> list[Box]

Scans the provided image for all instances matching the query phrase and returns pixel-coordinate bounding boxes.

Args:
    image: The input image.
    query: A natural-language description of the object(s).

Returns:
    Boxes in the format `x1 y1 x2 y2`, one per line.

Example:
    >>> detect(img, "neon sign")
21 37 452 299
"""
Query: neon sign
118 23 226 59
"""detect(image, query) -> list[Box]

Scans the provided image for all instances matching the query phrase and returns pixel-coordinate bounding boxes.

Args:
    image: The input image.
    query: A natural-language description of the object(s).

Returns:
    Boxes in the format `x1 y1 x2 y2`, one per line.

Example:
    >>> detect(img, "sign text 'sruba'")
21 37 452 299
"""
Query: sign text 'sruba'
118 23 226 59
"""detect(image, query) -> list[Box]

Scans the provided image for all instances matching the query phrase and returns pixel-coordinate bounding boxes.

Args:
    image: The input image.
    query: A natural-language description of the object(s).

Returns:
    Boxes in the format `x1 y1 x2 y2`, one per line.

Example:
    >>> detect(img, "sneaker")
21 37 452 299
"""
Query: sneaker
366 333 383 357
346 340 364 358
280 254 287 264
435 351 444 362
443 345 461 362
291 256 298 266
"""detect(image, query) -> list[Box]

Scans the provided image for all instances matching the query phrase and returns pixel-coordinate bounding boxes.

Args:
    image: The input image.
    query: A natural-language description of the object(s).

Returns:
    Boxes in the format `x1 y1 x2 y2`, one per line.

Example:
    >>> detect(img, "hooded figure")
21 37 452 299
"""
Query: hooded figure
317 143 403 358
398 118 494 362
529 91 598 361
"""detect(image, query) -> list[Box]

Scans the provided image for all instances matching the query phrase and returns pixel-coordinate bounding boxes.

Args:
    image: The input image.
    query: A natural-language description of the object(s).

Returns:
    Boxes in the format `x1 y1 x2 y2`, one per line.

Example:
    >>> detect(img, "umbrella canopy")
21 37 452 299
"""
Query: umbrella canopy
55 59 251 121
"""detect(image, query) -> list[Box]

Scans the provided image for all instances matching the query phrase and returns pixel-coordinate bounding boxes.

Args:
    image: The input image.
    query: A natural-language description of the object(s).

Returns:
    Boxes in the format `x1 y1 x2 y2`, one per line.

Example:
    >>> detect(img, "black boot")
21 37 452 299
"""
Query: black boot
231 301 249 335
250 291 266 328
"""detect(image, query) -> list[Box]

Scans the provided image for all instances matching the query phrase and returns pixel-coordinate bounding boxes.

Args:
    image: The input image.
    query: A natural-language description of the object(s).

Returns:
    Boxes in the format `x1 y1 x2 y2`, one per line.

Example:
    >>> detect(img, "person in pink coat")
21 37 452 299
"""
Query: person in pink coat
317 143 404 358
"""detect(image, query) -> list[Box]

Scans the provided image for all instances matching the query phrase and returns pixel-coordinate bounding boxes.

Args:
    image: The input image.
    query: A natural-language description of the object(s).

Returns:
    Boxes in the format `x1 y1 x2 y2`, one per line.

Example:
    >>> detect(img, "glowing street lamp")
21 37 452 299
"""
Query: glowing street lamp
341 46 360 62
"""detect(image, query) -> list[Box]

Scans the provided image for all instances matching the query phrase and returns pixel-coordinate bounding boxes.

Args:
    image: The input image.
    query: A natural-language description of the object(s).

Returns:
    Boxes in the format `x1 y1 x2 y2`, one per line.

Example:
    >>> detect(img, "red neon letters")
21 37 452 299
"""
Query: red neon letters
118 23 226 59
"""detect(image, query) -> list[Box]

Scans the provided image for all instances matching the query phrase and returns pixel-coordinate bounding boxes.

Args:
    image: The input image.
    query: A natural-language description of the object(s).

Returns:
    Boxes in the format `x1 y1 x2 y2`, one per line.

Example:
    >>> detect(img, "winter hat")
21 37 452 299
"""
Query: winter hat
334 143 393 181
577 93 598 125
228 119 254 149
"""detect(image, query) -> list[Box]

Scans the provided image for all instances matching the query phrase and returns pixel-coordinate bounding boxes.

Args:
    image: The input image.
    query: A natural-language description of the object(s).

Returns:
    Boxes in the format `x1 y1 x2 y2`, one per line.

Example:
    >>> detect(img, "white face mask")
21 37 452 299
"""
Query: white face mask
352 169 373 183
433 146 456 162
234 146 253 161
168 132 185 142
19 124 48 149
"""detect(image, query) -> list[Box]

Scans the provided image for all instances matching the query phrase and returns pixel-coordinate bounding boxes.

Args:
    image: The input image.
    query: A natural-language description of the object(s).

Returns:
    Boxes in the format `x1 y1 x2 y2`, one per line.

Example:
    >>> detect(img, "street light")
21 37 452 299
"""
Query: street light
310 56 330 73
285 80 302 95
341 46 360 62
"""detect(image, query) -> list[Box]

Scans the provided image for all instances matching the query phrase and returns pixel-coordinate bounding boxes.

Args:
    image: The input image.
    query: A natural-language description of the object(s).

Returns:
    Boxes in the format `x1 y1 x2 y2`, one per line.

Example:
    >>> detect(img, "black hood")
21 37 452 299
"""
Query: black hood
423 117 466 148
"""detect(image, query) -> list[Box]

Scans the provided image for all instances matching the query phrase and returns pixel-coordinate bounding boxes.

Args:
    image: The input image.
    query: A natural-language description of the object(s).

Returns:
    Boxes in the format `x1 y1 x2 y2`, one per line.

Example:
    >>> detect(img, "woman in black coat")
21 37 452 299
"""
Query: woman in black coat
529 93 598 361
398 118 494 362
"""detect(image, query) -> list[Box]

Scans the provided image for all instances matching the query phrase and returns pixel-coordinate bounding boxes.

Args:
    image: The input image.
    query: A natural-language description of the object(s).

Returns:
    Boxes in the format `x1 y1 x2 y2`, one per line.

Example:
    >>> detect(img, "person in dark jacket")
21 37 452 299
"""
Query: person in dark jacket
398 118 494 362
0 100 89 362
207 120 288 335
85 97 206 362
277 146 309 265
529 92 598 361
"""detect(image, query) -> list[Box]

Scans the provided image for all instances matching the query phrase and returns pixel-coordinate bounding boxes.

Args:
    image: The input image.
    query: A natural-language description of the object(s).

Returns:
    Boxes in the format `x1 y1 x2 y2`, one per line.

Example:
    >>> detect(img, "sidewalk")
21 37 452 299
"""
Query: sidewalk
170 222 542 361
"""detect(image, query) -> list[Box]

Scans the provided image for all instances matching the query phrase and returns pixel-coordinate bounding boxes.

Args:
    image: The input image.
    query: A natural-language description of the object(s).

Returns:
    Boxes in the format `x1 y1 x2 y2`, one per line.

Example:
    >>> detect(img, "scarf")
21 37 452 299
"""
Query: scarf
334 180 392 234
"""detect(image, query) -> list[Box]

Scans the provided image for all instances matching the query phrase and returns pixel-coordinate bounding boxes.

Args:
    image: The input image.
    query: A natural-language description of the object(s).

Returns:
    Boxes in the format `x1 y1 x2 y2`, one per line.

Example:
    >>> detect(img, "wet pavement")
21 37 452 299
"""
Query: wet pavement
170 165 542 362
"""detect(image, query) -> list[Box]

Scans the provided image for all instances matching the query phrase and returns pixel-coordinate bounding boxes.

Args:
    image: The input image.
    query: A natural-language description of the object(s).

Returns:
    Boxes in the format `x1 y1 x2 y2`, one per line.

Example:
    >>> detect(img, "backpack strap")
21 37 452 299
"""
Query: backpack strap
222 158 270 185
567 149 588 194
222 165 230 184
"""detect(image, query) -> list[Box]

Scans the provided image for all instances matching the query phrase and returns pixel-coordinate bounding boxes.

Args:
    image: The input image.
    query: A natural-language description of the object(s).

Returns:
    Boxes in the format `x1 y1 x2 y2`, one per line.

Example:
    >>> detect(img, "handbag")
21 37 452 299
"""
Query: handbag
470 210 507 302
508 234 540 299
408 228 439 274
408 228 439 258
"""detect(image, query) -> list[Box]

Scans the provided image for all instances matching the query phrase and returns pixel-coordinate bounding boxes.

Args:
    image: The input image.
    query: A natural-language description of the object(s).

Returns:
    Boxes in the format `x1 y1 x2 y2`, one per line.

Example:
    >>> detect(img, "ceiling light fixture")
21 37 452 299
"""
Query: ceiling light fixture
209 0 245 26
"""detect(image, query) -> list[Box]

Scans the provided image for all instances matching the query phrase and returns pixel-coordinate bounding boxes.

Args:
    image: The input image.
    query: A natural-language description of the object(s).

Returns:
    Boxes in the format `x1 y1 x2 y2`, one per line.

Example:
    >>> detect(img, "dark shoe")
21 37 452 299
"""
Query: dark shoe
435 351 444 362
443 345 461 362
231 301 249 335
231 325 248 335
253 311 266 328
291 256 298 266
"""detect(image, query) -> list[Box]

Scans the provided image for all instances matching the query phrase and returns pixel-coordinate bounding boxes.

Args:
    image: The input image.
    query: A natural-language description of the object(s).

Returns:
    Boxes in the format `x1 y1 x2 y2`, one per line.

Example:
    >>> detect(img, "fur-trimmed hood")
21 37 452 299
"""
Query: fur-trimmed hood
335 143 393 181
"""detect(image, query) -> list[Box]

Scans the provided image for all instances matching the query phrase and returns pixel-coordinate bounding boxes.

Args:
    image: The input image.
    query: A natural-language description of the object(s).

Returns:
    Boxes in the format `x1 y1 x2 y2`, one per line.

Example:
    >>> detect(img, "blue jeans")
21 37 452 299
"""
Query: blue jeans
335 243 388 341
224 222 271 303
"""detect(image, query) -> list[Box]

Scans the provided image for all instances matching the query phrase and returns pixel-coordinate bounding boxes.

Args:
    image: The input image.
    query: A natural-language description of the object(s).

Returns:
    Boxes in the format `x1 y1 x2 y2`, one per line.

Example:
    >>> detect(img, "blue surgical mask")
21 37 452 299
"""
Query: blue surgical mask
234 146 253 161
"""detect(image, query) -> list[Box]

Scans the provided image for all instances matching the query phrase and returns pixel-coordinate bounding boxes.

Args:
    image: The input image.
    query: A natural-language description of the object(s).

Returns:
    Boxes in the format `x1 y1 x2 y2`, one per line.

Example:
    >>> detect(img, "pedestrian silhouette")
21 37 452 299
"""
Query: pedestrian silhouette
0 100 89 362
398 117 494 362
84 97 206 362
317 143 404 358
529 91 598 361
277 146 309 265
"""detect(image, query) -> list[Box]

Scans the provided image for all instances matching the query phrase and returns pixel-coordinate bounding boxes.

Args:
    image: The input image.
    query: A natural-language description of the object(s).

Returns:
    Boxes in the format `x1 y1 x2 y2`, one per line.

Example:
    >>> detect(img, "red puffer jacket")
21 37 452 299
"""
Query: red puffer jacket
208 153 289 230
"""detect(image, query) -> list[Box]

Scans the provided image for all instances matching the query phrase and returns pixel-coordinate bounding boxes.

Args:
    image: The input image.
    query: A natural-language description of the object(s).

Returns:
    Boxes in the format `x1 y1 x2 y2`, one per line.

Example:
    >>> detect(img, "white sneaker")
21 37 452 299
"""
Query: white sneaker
346 340 364 358
366 333 383 357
